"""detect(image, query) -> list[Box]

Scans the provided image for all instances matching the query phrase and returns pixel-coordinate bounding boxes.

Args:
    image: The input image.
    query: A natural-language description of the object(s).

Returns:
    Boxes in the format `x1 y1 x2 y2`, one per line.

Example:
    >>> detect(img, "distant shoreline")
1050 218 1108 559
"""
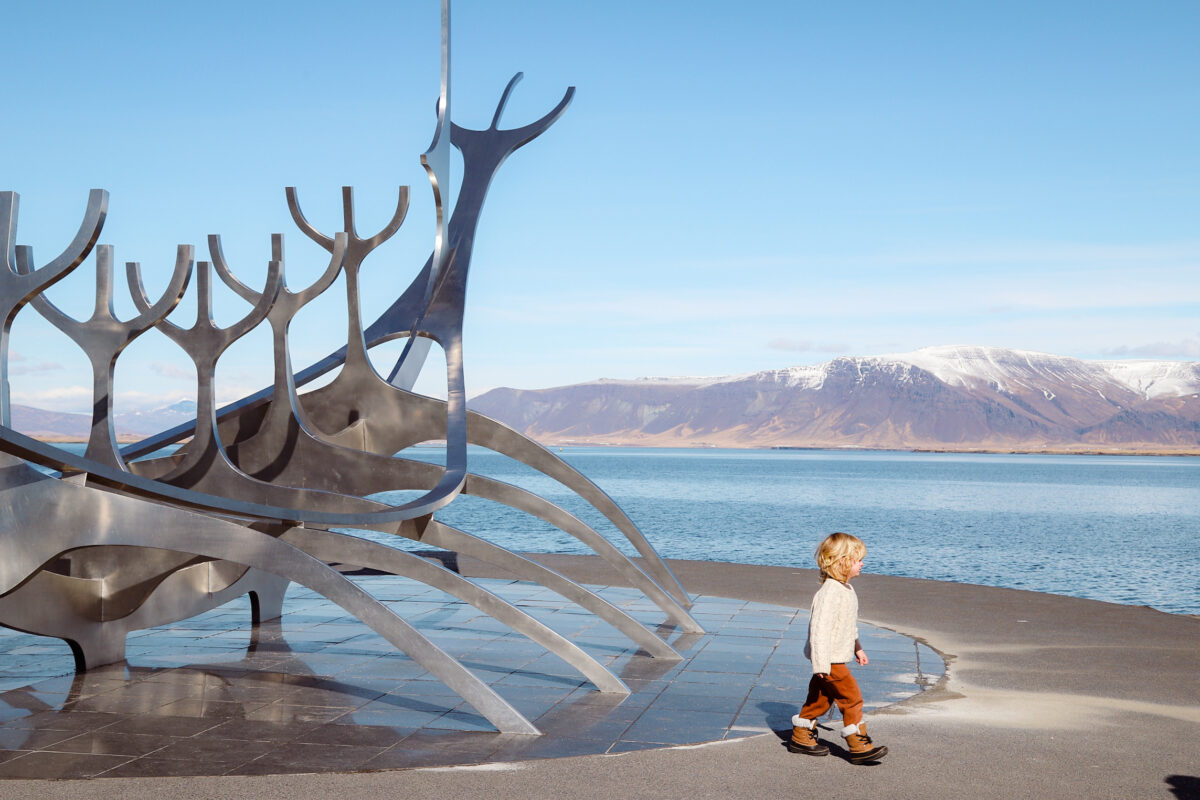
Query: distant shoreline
29 435 1198 457
524 437 1200 457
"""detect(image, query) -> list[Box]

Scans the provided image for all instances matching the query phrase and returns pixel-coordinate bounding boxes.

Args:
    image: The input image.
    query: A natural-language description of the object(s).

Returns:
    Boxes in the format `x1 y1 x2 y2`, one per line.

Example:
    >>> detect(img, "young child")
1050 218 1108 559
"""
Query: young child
788 531 888 764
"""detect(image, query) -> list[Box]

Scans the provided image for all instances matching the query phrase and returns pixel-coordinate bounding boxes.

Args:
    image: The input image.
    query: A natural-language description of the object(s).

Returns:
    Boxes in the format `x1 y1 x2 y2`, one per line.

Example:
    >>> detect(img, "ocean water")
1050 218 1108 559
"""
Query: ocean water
33 443 1200 615
392 446 1200 616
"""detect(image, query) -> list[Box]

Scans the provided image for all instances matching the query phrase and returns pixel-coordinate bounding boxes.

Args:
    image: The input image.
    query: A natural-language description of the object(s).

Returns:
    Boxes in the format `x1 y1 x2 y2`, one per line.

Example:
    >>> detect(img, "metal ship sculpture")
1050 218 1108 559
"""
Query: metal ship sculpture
0 2 700 735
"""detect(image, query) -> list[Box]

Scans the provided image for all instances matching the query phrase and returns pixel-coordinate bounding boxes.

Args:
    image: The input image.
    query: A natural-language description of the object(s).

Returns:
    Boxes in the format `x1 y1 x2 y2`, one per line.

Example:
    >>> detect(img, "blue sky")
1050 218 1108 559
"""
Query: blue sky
4 0 1198 413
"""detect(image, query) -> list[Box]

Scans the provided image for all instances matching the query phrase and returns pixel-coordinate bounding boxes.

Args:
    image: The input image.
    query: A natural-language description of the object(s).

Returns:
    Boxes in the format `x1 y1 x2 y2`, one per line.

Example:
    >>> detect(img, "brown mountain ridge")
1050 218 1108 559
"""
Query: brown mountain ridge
468 346 1200 454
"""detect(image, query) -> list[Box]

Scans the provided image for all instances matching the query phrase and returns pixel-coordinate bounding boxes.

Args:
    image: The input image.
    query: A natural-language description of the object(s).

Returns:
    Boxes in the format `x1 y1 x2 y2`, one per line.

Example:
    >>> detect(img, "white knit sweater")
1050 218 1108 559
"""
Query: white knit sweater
804 579 860 675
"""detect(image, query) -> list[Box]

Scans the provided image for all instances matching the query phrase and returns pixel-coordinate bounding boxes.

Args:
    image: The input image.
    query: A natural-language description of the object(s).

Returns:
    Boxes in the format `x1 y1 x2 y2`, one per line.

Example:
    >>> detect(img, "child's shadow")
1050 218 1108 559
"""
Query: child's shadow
758 701 798 743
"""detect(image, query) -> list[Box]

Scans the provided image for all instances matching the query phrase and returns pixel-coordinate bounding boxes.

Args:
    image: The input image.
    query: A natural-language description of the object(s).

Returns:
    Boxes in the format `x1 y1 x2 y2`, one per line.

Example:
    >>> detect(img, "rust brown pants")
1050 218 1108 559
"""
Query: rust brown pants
798 662 863 726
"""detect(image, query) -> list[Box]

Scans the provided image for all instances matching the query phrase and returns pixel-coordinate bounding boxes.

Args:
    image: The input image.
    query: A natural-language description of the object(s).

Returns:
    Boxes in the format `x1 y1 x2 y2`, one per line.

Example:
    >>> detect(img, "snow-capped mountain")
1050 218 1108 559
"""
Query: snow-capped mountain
469 347 1200 453
115 400 199 436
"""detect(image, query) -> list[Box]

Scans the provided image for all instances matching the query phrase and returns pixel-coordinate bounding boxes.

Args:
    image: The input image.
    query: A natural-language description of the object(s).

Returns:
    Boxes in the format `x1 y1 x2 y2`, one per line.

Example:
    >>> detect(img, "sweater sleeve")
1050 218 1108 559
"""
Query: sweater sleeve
808 585 835 675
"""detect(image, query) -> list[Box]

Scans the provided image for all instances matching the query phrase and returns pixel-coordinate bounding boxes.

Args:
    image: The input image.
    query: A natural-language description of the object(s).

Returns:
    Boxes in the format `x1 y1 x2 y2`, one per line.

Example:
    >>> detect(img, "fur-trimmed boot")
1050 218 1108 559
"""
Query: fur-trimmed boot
841 721 887 763
787 714 829 756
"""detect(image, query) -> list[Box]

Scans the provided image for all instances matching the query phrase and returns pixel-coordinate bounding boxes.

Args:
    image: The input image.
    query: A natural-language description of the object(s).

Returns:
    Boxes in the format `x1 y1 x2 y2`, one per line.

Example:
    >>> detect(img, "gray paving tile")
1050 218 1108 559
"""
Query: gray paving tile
44 730 175 757
151 735 278 764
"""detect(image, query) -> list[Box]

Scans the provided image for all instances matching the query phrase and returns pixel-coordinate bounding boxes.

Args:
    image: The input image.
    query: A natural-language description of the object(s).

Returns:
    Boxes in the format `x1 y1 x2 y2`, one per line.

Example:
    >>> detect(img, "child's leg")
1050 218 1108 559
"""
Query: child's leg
789 674 835 755
797 673 835 721
824 663 864 726
820 665 887 763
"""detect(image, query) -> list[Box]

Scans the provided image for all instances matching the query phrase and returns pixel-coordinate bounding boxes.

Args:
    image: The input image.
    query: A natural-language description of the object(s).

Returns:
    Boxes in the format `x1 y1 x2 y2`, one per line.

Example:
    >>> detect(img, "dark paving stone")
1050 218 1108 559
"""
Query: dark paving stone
202 717 323 742
0 748 30 764
44 730 175 757
531 711 636 742
653 690 747 714
103 714 224 738
423 710 493 732
1 710 124 732
96 757 236 778
0 707 35 725
488 734 609 762
621 707 737 745
243 703 355 725
0 727 83 750
0 750 133 779
361 746 479 770
279 685 384 708
335 707 447 729
148 697 274 718
227 742 388 775
295 723 414 748
363 730 503 770
150 735 278 764
608 739 666 754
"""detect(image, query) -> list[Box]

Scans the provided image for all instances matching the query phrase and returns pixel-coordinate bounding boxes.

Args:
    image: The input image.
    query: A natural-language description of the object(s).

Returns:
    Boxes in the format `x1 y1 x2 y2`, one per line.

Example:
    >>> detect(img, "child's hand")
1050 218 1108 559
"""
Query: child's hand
855 649 869 666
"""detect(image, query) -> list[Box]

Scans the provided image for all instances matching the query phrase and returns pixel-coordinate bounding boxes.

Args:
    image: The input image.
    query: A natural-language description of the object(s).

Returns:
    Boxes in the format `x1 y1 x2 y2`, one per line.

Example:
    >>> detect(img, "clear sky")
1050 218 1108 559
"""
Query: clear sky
4 0 1198 414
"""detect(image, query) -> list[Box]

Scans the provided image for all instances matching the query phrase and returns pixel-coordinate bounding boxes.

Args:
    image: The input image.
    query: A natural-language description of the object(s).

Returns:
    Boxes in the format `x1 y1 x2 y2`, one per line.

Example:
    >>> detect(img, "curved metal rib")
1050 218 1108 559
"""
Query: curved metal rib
416 519 681 660
461 473 702 632
280 528 627 693
0 459 538 734
464 412 692 609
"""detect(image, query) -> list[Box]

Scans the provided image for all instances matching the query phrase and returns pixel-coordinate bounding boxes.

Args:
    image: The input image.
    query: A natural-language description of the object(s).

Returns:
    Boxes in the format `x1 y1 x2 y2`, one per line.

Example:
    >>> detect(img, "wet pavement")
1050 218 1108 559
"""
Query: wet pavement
0 574 941 779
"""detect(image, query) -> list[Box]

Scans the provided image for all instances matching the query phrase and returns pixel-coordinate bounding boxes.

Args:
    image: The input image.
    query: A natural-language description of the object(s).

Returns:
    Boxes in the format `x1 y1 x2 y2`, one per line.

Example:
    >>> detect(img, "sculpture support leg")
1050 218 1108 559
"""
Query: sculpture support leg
249 573 289 622
281 528 628 693
417 520 681 660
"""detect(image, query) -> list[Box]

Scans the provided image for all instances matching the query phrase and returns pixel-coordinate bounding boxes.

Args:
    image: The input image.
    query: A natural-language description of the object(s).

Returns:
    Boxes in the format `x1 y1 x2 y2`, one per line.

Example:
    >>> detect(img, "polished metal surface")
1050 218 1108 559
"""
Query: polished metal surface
0 0 700 738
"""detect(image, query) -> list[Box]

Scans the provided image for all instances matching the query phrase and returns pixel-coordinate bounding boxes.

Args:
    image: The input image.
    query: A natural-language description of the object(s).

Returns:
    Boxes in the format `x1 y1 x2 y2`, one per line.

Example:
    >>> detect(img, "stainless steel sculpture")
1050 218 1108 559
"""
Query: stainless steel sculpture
0 1 700 736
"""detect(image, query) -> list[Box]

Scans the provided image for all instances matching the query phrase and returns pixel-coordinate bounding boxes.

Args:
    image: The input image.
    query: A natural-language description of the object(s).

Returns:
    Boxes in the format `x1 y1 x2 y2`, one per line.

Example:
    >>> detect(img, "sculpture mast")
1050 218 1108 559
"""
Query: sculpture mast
390 0 451 389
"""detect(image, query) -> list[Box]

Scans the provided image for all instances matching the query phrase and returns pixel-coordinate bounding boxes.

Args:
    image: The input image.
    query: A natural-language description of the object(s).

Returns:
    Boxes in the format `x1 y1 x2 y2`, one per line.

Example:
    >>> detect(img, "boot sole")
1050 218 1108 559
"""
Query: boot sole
848 745 888 764
786 741 829 756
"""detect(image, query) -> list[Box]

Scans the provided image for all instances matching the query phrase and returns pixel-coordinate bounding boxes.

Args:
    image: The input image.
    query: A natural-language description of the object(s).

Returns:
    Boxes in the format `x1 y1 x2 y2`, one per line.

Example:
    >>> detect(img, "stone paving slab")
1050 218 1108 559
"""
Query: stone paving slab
0 574 940 779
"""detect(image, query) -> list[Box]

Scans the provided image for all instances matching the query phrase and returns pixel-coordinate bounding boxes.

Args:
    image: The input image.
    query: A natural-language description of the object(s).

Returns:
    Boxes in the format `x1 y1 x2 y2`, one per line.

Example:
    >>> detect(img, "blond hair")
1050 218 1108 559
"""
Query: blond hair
815 532 866 583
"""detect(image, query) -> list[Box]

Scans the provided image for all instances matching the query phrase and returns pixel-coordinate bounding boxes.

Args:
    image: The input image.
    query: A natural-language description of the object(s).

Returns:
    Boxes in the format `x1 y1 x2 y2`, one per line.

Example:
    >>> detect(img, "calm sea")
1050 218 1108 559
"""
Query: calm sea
394 446 1200 616
44 443 1200 615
